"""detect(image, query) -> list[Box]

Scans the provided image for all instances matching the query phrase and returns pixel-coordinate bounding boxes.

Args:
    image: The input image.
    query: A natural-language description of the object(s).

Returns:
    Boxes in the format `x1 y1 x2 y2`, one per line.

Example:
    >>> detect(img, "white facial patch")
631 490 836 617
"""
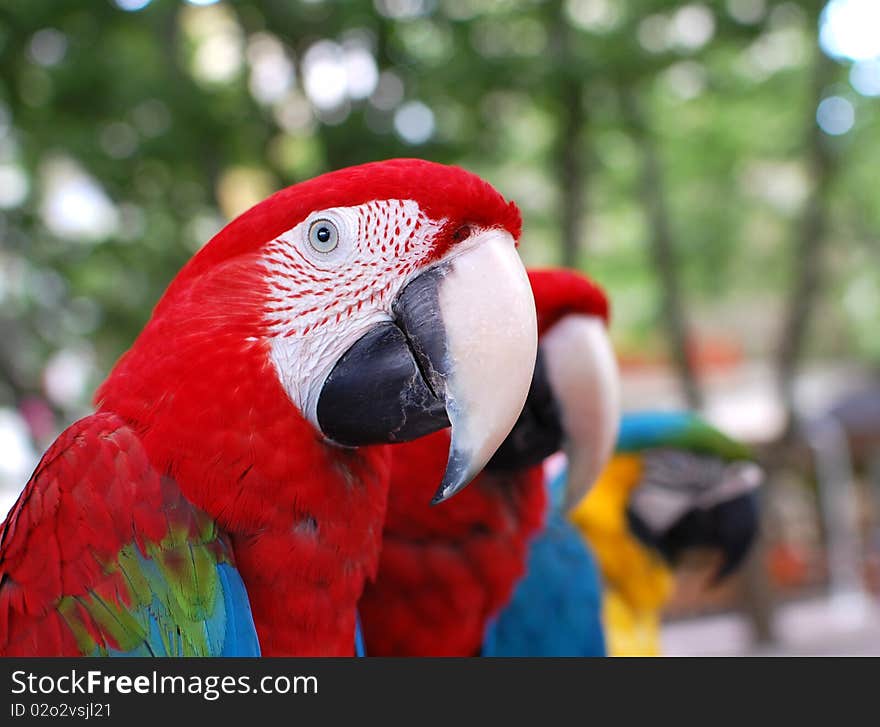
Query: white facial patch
260 199 443 425
629 453 763 534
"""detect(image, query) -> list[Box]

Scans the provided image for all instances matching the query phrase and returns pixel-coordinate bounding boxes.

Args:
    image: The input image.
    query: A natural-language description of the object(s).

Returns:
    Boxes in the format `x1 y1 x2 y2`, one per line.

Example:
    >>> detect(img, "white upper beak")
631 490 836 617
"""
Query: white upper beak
432 230 538 503
540 314 620 511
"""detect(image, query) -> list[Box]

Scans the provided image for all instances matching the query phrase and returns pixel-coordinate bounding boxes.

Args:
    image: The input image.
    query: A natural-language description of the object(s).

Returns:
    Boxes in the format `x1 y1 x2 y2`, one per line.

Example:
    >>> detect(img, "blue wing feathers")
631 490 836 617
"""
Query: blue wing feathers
217 563 261 657
104 552 260 657
482 515 606 657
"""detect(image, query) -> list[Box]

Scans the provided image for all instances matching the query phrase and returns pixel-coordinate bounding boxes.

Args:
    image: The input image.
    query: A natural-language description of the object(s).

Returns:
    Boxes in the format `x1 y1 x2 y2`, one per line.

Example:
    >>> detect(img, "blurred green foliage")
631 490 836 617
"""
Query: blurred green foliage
0 0 877 419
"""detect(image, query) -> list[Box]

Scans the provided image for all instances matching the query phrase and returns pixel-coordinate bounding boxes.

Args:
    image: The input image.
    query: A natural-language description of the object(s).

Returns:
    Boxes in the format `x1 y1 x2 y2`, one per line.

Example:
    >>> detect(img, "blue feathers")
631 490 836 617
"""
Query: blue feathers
355 613 366 657
216 564 262 657
617 410 751 461
616 411 700 452
482 468 606 657
482 512 606 656
102 554 261 657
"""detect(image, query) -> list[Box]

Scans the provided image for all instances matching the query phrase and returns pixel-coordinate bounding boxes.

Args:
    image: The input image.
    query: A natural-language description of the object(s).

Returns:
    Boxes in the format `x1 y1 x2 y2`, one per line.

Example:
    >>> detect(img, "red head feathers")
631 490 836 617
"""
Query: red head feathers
89 159 537 655
528 267 610 333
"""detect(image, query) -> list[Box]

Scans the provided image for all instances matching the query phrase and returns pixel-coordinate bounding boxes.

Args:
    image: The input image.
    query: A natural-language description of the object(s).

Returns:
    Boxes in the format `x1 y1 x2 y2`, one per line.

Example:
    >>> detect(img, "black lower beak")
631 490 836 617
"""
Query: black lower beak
628 491 760 582
708 492 760 580
316 231 538 504
316 268 450 447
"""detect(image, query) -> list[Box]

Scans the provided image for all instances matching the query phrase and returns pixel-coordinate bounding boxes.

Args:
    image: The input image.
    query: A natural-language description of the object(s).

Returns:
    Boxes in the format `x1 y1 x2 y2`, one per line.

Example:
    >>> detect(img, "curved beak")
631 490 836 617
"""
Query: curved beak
484 314 620 514
699 461 763 580
540 315 620 511
706 491 761 581
317 230 537 504
484 348 566 473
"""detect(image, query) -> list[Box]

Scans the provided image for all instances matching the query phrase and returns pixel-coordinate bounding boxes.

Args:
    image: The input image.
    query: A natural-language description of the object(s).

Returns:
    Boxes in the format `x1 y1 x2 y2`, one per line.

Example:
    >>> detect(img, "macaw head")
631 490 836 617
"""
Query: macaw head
486 267 620 511
620 411 764 581
97 159 537 503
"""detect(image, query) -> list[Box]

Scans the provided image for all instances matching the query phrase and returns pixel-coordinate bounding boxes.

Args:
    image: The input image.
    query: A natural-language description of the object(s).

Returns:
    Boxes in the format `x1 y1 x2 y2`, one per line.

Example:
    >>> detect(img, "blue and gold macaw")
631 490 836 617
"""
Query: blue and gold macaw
570 411 763 656
484 411 762 657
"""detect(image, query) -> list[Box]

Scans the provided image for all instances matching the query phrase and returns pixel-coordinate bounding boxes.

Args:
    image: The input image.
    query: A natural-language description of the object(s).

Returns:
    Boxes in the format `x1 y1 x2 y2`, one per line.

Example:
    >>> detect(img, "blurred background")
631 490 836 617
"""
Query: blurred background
1 0 879 654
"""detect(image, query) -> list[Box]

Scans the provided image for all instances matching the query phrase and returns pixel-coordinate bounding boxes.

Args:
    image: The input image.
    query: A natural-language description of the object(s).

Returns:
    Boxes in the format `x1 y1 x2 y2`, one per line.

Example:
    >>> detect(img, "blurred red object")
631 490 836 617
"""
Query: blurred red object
767 543 810 588
618 333 743 374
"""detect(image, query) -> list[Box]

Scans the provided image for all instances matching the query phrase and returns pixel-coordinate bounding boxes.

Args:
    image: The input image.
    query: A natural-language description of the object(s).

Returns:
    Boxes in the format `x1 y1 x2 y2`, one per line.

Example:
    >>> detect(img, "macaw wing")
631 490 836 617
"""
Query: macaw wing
482 514 606 657
0 413 260 657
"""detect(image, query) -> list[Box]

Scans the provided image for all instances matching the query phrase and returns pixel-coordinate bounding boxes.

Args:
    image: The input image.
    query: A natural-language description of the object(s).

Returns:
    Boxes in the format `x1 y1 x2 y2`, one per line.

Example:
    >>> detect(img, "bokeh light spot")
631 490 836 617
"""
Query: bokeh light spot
247 33 295 106
565 0 622 33
672 4 716 51
370 71 405 110
726 0 766 25
637 15 669 54
40 158 119 242
374 0 434 20
28 29 68 67
820 0 880 62
114 0 152 11
344 45 380 100
816 95 855 135
849 59 880 97
43 348 95 410
0 165 29 209
303 41 349 111
393 101 435 144
99 122 139 159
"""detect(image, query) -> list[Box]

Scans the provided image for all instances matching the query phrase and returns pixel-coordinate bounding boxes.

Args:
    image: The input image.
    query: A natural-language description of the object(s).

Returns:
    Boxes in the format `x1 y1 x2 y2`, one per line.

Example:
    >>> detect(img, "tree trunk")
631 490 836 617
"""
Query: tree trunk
557 73 586 268
620 89 703 410
738 483 777 646
775 45 838 430
550 2 587 268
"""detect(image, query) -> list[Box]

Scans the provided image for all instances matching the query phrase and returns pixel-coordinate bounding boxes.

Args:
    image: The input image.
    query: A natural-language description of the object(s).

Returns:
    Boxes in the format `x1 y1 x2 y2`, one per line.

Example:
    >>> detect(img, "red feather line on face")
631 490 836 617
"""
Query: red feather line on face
261 199 441 341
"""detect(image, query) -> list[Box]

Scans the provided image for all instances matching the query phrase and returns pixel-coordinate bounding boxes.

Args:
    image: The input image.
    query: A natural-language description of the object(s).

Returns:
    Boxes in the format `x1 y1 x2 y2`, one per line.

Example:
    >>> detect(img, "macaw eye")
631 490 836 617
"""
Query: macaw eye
308 219 339 253
453 224 473 242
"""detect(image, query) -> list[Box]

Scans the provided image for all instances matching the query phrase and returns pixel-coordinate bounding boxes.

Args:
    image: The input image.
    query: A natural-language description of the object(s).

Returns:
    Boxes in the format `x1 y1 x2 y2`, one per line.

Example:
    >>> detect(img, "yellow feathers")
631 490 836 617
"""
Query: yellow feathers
570 453 674 656
602 591 663 657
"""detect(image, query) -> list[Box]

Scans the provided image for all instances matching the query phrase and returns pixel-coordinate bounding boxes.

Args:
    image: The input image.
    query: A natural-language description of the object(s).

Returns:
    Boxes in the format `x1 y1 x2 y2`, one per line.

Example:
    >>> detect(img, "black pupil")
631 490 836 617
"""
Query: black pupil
316 226 331 243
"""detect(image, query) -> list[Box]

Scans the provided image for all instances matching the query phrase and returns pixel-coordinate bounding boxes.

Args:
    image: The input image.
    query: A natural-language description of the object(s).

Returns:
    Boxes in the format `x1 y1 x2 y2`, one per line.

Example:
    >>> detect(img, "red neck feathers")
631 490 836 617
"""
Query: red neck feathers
96 253 389 655
359 431 546 656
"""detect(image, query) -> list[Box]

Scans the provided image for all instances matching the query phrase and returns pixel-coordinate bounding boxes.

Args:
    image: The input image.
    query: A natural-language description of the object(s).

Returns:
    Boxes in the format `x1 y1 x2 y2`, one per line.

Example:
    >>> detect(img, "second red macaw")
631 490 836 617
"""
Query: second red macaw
358 268 619 655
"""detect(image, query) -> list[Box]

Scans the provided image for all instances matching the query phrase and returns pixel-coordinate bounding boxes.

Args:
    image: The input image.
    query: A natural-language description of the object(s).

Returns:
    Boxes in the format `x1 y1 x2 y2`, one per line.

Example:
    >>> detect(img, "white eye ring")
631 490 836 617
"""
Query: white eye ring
308 218 339 253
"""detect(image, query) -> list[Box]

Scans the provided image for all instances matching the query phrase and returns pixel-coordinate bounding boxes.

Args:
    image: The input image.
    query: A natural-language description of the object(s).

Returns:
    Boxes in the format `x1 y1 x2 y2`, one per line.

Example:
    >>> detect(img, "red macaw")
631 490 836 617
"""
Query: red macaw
358 268 619 656
0 159 538 656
